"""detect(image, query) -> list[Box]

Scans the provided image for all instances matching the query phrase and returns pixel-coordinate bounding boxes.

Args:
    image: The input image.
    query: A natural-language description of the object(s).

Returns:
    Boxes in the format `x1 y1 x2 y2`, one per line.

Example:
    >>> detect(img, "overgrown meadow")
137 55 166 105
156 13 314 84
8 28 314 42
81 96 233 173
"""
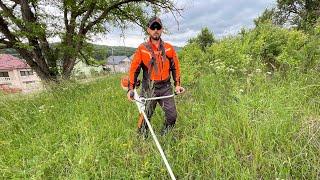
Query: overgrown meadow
1 22 320 179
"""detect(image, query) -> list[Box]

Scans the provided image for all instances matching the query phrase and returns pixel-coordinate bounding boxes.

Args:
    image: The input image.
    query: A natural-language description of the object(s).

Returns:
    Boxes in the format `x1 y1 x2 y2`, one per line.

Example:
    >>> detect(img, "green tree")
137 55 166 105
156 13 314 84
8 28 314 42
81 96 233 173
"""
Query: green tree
0 0 180 81
256 0 320 31
188 27 215 51
278 0 320 30
254 8 278 26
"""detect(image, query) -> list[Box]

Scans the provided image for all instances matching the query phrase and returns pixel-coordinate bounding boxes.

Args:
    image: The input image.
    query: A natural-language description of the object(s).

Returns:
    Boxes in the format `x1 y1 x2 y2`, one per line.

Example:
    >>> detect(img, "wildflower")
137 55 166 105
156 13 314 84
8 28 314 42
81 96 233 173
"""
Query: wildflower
242 68 247 72
38 105 45 112
227 67 235 73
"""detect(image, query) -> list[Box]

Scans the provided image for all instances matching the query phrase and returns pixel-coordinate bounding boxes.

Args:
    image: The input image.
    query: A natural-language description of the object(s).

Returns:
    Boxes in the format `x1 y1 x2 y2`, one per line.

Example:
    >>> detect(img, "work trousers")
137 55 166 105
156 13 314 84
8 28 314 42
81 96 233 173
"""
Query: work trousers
142 83 177 127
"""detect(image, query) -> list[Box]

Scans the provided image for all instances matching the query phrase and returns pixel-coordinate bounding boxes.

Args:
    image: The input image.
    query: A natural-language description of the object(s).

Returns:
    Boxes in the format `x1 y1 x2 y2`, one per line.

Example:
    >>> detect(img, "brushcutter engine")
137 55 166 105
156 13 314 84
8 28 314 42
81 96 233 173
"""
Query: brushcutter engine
120 75 140 91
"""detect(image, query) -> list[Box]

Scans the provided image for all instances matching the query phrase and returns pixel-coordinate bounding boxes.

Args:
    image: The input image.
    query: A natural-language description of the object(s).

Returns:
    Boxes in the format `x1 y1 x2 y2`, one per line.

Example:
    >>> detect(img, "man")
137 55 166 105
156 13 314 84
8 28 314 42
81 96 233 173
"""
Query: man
127 16 185 136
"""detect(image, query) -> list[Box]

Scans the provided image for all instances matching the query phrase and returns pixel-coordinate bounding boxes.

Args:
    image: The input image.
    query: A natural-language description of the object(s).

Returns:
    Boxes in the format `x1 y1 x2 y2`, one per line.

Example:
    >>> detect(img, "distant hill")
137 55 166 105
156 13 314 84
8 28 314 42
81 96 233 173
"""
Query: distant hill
0 44 136 62
92 44 182 61
174 46 182 52
0 43 182 62
91 44 136 61
0 48 22 58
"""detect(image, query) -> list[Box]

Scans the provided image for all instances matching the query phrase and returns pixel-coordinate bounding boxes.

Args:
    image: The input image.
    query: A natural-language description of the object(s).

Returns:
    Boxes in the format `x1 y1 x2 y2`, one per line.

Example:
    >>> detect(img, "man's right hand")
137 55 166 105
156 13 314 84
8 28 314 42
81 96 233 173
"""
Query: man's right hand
127 90 134 101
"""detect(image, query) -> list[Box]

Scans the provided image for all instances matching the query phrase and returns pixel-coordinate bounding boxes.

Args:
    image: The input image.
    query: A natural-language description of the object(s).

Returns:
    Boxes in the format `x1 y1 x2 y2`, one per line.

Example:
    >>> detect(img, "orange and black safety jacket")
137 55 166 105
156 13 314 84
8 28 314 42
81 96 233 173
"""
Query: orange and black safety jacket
128 38 181 90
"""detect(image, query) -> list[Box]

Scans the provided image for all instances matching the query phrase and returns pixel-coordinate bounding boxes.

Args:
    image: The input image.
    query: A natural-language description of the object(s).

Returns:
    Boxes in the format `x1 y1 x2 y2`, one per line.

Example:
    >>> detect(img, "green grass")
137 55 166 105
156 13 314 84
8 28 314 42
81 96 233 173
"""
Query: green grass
0 72 319 179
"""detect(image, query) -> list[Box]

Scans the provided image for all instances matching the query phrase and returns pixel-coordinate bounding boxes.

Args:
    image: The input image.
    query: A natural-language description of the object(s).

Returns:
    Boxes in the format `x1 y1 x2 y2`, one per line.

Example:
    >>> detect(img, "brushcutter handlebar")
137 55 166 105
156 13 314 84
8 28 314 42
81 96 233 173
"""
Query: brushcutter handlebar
132 93 176 104
143 94 175 101
129 90 178 105
130 91 134 98
128 86 185 103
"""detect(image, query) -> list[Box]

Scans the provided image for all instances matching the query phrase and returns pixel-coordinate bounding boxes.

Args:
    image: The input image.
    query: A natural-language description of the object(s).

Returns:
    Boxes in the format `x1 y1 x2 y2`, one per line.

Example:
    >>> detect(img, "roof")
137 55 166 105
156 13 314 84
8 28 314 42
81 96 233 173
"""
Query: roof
0 54 30 70
106 56 130 65
129 54 134 60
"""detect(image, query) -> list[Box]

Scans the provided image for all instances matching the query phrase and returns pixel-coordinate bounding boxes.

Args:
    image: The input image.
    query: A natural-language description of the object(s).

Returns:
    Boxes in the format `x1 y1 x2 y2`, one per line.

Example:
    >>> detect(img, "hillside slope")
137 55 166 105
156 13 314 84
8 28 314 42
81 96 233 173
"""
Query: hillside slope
0 72 319 179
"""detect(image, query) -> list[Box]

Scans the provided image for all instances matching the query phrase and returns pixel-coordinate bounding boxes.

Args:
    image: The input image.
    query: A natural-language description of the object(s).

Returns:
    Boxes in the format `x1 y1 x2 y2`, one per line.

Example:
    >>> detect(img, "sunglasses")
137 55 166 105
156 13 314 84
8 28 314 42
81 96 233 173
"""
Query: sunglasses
149 23 162 30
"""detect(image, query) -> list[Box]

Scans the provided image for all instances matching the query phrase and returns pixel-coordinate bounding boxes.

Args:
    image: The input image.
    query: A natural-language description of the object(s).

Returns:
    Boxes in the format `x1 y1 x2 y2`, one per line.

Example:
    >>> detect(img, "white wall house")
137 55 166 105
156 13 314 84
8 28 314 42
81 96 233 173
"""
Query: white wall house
103 56 131 73
0 54 42 93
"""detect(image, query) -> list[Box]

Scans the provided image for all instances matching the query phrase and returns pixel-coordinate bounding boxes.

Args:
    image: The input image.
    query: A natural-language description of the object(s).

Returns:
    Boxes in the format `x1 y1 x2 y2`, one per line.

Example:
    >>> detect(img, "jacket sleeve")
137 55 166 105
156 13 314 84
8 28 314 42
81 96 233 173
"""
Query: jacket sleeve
170 47 181 86
128 46 142 90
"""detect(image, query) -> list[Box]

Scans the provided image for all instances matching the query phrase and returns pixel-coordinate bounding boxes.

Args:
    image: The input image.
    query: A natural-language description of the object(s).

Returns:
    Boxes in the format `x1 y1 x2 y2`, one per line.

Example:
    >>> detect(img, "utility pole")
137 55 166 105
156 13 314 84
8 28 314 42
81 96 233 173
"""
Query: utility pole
112 47 116 73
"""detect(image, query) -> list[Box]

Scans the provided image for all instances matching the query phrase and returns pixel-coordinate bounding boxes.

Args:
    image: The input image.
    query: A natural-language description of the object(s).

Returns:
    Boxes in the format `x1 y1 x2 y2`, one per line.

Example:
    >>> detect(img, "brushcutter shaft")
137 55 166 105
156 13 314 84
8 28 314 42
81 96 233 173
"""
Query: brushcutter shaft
132 89 176 180
140 111 176 180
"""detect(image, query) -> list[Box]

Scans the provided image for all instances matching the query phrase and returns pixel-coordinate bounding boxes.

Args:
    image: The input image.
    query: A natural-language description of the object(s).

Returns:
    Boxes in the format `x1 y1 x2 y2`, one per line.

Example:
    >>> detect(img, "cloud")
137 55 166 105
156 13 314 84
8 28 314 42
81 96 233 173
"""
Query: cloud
98 0 276 47
92 27 145 48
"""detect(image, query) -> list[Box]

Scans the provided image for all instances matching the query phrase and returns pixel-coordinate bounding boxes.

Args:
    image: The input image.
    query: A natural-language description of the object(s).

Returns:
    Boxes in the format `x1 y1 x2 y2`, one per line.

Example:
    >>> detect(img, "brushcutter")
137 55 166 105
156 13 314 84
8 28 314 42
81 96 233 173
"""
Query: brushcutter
121 75 179 180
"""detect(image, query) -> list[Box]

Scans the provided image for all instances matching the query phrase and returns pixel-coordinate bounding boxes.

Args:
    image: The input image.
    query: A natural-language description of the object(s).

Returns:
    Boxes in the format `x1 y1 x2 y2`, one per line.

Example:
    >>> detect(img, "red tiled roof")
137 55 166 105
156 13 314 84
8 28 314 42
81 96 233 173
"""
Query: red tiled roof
0 54 30 70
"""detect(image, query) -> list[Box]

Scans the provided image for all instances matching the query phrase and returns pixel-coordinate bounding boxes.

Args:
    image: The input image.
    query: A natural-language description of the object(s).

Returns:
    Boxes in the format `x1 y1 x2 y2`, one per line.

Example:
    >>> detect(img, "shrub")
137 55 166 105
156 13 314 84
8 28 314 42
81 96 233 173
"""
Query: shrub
178 43 205 85
179 23 320 77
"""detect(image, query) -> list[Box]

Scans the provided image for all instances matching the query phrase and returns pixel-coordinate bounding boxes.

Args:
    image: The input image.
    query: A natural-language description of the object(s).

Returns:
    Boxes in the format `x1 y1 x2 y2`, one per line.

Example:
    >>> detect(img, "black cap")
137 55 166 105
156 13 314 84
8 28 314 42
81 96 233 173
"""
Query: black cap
147 17 162 28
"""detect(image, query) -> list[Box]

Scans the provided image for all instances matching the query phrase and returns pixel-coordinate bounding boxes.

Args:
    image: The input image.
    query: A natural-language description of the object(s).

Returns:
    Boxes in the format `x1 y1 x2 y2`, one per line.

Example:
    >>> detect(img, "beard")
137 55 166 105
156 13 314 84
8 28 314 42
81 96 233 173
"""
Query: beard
151 34 161 41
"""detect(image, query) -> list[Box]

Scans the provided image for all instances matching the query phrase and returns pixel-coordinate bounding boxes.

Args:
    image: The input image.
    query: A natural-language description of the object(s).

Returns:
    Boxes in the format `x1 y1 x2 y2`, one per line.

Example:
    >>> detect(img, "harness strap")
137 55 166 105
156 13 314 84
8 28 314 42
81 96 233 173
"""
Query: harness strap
159 40 167 63
143 39 167 75
142 42 156 98
143 42 158 75
142 40 167 97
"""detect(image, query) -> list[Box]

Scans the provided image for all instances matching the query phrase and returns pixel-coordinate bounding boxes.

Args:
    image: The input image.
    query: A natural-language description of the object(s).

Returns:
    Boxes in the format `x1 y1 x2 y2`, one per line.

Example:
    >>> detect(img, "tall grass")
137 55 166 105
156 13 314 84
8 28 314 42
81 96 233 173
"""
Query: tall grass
0 72 319 179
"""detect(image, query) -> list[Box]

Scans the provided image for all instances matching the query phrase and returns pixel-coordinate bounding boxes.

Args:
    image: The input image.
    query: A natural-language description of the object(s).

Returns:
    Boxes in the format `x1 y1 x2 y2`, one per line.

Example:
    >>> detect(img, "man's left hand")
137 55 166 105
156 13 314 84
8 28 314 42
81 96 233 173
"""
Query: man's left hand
175 86 185 94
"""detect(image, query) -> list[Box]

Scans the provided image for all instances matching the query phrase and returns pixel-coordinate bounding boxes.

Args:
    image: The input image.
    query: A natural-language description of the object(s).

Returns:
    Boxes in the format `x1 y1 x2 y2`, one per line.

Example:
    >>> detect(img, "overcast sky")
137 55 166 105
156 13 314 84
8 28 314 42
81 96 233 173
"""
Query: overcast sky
93 0 276 47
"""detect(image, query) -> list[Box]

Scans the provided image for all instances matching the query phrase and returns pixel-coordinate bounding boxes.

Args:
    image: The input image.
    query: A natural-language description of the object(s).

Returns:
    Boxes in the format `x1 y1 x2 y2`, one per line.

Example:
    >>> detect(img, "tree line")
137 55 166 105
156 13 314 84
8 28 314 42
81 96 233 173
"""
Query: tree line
0 44 136 61
0 0 181 81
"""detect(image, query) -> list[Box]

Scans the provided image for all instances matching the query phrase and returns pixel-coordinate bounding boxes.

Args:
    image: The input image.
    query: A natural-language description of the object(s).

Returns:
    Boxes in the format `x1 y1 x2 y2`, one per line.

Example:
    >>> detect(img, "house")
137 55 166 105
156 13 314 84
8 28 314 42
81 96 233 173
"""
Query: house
103 56 131 73
129 54 135 61
0 54 42 93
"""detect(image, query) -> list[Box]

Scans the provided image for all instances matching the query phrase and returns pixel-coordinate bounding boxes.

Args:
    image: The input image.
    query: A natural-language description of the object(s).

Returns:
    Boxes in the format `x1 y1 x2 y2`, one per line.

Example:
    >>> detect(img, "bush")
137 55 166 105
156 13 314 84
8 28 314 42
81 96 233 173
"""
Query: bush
179 23 320 78
206 37 255 74
178 43 205 85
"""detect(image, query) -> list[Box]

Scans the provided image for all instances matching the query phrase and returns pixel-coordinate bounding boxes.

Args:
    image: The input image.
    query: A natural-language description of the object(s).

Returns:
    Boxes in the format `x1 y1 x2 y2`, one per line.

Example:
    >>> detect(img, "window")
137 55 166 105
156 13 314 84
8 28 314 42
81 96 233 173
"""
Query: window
24 81 36 88
0 72 9 77
20 70 33 76
0 83 11 86
24 81 35 84
20 71 26 76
